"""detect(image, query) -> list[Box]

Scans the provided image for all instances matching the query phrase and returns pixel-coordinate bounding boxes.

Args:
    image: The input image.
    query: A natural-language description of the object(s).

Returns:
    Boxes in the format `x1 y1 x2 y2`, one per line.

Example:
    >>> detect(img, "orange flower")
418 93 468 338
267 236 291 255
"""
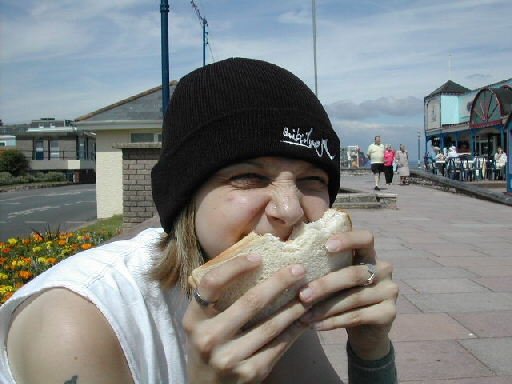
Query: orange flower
23 238 31 245
67 232 74 238
2 291 14 302
33 233 43 242
46 257 57 264
3 247 12 254
83 234 91 241
58 239 67 246
81 243 92 250
0 256 7 264
19 271 33 280
22 257 32 265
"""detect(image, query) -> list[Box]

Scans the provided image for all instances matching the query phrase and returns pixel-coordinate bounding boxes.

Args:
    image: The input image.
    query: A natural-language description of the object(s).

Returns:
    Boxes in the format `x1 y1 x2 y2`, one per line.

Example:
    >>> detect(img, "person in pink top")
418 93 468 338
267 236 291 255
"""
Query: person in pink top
383 144 396 185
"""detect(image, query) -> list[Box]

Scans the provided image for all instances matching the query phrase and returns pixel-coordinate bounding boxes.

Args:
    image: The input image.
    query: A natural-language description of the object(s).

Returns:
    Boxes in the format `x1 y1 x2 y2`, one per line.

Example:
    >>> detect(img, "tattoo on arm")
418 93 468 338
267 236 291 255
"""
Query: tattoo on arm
64 376 78 384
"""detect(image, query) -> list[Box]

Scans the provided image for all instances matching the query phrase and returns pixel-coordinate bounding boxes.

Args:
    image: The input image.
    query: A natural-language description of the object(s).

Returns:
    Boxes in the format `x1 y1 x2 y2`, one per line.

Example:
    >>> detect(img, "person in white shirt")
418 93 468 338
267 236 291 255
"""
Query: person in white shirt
367 136 385 191
1 58 398 384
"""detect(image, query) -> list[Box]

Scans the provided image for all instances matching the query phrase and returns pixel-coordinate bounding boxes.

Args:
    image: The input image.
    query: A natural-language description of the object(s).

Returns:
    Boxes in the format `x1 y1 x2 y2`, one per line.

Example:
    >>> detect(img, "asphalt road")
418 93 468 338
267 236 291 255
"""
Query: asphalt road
0 184 97 241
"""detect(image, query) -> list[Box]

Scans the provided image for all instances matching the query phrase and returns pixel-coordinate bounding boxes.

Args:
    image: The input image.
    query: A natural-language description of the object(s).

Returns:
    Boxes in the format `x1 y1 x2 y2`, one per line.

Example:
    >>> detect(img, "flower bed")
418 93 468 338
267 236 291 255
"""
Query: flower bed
0 229 119 304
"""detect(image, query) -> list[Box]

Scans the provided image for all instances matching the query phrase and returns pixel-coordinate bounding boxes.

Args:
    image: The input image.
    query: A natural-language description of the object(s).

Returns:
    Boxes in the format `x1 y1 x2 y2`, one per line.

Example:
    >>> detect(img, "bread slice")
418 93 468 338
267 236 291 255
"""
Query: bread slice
188 207 353 328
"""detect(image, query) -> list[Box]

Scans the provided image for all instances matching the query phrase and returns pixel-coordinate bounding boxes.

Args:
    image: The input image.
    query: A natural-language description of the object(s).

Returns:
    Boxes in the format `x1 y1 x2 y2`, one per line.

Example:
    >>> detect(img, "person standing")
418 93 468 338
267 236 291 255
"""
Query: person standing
367 136 385 190
383 144 395 185
395 144 410 185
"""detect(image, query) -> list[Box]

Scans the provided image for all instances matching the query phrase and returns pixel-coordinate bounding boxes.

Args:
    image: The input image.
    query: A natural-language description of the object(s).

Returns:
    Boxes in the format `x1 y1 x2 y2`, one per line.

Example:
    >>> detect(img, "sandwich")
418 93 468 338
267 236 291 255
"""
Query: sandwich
188 207 353 327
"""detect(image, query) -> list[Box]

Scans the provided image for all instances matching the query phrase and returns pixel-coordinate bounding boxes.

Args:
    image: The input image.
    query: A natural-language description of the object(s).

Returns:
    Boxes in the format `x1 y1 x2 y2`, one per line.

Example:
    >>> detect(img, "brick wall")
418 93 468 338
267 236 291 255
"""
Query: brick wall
114 143 161 230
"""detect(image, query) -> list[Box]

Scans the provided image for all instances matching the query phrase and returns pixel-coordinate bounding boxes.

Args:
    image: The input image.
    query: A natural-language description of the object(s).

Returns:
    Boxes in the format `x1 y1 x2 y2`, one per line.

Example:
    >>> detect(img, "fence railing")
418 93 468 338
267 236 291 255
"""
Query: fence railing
20 150 96 161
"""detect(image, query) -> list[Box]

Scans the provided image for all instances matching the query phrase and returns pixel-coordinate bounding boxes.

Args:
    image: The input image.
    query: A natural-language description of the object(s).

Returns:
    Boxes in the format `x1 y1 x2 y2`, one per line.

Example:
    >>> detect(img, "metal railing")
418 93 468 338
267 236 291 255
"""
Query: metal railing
20 150 96 161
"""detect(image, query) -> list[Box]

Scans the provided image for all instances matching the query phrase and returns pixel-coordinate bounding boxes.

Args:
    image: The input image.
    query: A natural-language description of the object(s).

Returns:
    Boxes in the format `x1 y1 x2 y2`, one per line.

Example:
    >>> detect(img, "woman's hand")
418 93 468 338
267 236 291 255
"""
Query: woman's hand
298 229 398 361
183 254 310 383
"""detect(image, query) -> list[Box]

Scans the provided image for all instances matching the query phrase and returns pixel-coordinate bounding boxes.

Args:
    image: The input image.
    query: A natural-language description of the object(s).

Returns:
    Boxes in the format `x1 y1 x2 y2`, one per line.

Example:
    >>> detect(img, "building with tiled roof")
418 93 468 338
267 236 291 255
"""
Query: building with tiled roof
75 81 177 219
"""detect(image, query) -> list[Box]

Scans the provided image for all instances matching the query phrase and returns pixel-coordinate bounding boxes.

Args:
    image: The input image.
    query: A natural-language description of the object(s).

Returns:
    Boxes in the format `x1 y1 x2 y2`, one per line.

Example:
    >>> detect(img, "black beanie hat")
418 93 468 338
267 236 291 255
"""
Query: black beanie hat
151 57 340 233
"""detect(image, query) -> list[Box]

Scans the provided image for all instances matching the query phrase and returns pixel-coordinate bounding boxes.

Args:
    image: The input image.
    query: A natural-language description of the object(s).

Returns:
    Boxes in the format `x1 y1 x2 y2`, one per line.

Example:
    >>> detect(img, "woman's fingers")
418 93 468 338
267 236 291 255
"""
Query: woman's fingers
184 256 311 367
302 278 398 331
209 300 308 372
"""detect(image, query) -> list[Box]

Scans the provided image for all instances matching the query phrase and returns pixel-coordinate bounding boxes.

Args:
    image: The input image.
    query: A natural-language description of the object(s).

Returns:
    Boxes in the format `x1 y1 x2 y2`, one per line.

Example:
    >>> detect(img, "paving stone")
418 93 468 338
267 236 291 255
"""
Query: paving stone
404 292 512 312
435 256 511 267
402 278 491 294
393 266 476 279
390 313 474 341
460 337 512 376
403 376 512 383
394 340 493 381
463 265 512 277
449 312 512 337
472 277 512 292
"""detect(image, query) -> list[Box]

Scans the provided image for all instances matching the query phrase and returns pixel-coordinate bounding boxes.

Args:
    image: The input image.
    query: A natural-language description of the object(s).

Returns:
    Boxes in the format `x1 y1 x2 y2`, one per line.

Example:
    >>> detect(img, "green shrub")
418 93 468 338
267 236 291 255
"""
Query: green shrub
0 172 13 185
43 171 67 182
0 149 30 176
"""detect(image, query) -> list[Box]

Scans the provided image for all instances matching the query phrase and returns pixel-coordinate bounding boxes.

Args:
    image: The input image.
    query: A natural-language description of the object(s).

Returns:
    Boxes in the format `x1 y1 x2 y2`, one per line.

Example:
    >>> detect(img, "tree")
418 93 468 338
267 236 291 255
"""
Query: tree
0 149 30 176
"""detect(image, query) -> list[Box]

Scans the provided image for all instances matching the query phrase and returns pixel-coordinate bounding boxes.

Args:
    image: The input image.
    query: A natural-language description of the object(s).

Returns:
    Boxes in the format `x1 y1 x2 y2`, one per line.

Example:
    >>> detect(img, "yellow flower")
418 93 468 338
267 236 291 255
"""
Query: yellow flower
8 238 18 245
0 285 15 293
0 273 8 280
37 257 48 263
32 246 42 253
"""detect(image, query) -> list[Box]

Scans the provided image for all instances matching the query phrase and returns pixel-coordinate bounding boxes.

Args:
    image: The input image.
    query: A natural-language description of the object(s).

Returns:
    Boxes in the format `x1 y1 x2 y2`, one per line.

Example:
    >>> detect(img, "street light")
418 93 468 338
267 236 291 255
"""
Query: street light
417 131 421 168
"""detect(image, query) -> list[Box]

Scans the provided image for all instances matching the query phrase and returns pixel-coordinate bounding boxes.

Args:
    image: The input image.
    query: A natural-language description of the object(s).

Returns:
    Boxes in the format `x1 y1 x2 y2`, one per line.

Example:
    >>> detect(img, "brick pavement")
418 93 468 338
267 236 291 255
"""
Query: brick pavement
320 174 512 383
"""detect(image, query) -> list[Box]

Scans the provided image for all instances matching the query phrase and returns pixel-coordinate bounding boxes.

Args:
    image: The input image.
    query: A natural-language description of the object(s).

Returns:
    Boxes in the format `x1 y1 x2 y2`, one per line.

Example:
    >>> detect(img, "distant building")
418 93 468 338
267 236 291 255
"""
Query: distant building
75 82 176 219
424 78 511 156
2 118 96 182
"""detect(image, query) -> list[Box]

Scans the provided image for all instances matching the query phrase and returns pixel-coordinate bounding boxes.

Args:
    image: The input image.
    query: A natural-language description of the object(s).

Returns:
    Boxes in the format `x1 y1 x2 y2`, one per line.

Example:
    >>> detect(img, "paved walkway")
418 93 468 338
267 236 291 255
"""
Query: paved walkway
320 174 512 383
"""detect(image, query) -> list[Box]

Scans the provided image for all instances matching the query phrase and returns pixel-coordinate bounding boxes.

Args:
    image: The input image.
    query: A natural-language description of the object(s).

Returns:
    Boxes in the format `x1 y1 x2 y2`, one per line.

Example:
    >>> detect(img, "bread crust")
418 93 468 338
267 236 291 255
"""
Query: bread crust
188 207 353 328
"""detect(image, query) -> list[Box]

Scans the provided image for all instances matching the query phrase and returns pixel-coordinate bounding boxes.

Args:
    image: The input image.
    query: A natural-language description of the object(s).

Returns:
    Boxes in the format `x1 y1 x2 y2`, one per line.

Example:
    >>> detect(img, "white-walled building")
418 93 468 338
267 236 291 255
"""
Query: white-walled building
75 82 176 219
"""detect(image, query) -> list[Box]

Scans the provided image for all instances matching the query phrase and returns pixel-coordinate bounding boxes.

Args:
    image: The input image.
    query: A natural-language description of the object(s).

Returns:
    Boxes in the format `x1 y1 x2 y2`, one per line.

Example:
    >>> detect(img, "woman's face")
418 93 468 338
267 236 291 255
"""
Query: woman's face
194 156 331 259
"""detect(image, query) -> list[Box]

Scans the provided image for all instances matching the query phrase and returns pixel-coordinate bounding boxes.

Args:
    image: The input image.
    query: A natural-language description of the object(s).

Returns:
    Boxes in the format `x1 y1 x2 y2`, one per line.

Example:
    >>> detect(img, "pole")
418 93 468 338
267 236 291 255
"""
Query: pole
160 0 170 117
417 131 421 168
312 0 318 97
202 18 207 67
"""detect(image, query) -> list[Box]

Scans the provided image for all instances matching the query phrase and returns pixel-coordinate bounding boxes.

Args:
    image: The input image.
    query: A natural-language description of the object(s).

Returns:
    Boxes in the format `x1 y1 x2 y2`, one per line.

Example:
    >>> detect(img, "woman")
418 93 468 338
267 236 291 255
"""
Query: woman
395 144 410 185
1 58 398 383
383 144 396 185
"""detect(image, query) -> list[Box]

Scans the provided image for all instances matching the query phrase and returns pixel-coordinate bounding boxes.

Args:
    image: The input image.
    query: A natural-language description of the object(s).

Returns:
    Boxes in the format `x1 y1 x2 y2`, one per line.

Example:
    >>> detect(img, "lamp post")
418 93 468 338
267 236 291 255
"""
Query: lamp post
417 130 421 168
160 0 169 117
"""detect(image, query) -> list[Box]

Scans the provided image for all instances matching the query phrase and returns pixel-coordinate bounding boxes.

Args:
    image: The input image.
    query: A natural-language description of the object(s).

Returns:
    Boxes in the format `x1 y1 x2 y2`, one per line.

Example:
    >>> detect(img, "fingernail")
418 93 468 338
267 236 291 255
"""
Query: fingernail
291 264 305 276
325 239 341 252
246 254 261 263
299 287 313 301
310 321 323 330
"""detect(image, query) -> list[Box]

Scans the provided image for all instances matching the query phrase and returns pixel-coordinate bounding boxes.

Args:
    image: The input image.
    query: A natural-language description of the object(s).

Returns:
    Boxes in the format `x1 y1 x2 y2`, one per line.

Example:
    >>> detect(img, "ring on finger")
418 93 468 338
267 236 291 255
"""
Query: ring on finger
192 288 217 308
360 263 377 286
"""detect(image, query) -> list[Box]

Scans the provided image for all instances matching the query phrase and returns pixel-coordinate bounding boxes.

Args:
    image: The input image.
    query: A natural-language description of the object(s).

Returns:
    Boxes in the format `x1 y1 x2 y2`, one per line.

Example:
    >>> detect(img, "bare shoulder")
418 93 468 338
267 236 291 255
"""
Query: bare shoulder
7 288 133 384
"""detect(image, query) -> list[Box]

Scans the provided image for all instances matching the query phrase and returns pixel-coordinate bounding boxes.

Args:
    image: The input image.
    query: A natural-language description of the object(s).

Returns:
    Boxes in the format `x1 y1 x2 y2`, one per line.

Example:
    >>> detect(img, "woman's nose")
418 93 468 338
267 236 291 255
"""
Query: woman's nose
266 185 304 226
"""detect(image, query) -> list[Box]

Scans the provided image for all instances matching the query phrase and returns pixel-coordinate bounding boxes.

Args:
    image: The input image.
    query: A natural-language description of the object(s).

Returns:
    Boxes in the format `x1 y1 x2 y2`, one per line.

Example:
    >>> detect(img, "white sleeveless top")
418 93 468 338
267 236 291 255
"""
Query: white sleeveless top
0 228 189 384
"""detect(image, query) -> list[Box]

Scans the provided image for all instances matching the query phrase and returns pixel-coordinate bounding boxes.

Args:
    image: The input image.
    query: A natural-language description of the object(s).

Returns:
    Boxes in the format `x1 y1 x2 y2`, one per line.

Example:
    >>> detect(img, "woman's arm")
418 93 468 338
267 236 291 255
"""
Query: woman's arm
7 288 134 384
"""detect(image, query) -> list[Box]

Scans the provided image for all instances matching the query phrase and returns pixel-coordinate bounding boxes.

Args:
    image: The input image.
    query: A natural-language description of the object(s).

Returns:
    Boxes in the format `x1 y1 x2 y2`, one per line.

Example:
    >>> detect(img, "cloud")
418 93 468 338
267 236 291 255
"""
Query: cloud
325 96 423 121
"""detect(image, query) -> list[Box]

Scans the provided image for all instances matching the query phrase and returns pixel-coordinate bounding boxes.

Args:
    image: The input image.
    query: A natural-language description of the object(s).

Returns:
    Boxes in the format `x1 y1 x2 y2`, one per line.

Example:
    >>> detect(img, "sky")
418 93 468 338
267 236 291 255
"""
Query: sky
1 0 511 163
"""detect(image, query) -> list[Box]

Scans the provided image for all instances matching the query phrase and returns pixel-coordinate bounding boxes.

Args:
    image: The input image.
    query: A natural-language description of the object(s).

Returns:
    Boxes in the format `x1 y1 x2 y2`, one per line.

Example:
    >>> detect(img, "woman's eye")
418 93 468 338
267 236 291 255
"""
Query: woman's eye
229 173 269 188
298 176 328 190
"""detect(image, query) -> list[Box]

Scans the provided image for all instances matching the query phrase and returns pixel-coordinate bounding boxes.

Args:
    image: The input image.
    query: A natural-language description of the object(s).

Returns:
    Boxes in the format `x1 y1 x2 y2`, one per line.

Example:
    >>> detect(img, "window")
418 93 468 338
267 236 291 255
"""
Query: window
130 132 162 143
50 140 60 159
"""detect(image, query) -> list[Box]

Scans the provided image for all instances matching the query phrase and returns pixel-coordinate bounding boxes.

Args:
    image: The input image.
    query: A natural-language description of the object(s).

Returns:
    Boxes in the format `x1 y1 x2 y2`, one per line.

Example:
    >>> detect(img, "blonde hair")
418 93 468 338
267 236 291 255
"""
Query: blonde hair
151 201 206 297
